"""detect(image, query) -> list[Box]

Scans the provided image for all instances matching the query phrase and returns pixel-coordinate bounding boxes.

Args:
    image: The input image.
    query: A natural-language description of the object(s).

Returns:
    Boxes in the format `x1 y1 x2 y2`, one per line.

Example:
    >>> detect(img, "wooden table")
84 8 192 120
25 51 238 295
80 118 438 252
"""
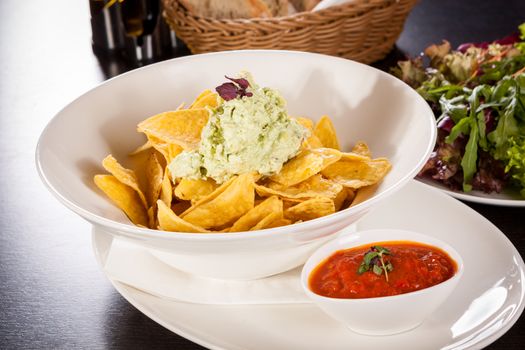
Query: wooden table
1 0 523 348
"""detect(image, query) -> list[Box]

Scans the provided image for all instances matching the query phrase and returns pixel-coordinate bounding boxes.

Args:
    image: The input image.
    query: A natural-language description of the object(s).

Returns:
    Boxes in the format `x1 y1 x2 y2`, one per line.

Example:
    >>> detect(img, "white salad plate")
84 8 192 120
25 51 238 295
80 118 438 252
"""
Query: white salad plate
92 180 525 350
418 178 525 207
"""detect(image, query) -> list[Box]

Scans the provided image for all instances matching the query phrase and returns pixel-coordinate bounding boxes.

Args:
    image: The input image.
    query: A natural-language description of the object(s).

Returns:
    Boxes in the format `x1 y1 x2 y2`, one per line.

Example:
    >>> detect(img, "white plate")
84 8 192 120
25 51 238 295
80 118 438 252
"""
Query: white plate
417 178 525 207
92 181 525 350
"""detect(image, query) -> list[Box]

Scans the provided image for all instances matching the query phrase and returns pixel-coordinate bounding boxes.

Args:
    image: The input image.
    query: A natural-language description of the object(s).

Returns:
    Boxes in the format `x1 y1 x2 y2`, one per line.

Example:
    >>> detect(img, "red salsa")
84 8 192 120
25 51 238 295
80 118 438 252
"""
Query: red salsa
309 241 457 299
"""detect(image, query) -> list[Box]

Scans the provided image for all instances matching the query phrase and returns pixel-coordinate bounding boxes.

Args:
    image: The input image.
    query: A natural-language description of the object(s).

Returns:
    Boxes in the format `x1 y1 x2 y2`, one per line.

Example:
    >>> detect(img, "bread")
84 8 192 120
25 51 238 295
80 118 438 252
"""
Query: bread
179 0 274 19
261 0 289 16
289 0 321 12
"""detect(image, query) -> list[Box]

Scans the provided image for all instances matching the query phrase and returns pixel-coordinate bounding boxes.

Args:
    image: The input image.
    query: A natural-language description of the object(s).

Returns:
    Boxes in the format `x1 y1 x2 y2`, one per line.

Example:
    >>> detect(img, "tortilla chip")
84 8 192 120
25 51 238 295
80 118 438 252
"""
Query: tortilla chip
180 176 236 217
190 90 219 109
137 109 209 150
314 115 340 150
94 175 149 227
159 168 173 207
322 157 392 189
293 117 322 149
148 205 157 229
145 152 164 207
333 186 348 211
295 117 314 130
352 141 372 158
284 197 335 222
181 173 255 229
229 196 283 232
102 155 147 208
302 134 324 149
165 143 184 165
280 174 342 196
174 178 218 202
142 136 183 166
133 109 185 164
157 200 208 233
270 148 341 186
264 217 293 229
171 200 192 215
340 151 371 161
346 188 356 203
250 211 283 231
282 197 307 207
256 175 342 200
129 139 152 155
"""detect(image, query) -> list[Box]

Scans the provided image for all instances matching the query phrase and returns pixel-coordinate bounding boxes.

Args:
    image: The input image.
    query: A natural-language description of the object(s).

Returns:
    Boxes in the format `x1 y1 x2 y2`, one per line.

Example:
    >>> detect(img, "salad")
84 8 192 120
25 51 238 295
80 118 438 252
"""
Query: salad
392 24 525 197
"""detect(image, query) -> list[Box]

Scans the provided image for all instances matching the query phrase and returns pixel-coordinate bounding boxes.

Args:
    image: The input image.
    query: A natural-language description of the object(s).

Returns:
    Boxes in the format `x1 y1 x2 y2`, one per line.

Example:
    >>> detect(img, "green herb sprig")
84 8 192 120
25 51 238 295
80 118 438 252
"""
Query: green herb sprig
357 246 393 282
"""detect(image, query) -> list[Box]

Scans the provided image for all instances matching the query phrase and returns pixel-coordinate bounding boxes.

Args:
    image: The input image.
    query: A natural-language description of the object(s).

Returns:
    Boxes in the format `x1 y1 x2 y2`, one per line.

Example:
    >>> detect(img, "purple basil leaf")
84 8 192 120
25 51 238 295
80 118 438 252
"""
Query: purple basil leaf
240 91 253 98
225 76 250 89
477 41 490 49
495 32 520 45
471 151 508 193
215 82 239 101
437 115 455 133
457 43 474 53
458 32 520 53
484 108 496 133
459 41 489 50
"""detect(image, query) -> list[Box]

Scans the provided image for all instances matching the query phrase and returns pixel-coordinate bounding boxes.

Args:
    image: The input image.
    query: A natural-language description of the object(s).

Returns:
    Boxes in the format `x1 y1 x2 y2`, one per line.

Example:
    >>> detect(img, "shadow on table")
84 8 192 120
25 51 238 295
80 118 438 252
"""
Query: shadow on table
372 45 409 72
103 292 205 349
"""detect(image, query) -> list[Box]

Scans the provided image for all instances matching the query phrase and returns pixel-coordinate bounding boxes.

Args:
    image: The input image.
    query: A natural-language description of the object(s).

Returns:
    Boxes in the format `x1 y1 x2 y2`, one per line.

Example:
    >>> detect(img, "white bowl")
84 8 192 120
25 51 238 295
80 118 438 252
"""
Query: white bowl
301 229 463 335
36 50 436 280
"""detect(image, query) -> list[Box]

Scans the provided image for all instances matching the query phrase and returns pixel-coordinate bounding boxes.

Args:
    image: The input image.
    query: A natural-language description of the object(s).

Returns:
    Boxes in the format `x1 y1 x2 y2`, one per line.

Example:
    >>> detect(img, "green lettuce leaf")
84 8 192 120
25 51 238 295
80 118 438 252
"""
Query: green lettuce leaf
505 136 525 196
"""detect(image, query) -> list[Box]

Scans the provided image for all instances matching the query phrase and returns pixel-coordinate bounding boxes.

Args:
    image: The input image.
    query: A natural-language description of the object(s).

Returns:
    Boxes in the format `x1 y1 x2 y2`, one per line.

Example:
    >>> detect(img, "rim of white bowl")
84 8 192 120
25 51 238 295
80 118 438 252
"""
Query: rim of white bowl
35 50 437 242
301 228 464 302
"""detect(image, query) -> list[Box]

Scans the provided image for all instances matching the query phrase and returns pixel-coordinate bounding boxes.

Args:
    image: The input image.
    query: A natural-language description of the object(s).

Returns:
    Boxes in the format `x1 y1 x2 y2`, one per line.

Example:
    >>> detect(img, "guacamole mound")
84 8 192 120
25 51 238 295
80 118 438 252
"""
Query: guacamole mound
168 73 309 183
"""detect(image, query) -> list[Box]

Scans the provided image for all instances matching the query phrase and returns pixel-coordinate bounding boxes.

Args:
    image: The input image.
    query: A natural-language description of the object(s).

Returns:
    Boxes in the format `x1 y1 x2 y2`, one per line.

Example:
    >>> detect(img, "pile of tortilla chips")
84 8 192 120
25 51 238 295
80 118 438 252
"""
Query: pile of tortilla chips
94 89 391 233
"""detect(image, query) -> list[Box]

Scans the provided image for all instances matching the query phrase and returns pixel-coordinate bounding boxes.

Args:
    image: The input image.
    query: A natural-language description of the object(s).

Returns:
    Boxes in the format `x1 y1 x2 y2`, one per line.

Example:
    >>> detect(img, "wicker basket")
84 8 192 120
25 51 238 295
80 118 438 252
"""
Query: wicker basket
162 0 418 64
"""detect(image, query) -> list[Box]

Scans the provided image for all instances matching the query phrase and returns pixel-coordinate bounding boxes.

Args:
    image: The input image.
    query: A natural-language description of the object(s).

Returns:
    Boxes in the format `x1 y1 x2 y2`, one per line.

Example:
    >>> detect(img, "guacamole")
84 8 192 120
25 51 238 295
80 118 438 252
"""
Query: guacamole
168 73 309 183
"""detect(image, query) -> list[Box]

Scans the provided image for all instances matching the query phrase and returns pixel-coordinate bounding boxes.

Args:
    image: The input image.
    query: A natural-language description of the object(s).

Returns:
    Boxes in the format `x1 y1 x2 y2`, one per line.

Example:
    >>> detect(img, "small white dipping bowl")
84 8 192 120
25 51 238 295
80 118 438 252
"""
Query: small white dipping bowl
301 229 463 335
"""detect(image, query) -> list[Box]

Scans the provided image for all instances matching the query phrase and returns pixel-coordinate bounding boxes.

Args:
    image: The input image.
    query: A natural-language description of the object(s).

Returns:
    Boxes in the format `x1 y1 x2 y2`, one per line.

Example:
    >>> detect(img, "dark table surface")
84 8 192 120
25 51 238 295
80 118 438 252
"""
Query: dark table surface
1 0 524 349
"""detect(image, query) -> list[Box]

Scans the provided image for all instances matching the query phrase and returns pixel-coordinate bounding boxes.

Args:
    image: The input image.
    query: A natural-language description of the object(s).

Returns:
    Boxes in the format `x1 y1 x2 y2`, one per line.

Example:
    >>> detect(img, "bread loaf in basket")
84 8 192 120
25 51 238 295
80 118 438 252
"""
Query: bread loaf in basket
163 0 418 64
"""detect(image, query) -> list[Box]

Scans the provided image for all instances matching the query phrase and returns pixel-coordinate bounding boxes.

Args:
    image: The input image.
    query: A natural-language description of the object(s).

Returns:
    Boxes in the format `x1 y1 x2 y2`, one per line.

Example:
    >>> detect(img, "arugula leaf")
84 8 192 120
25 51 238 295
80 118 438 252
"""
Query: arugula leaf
489 99 521 158
439 94 468 123
429 84 464 96
446 117 471 143
479 55 525 83
477 110 488 150
468 85 486 117
461 119 479 192
492 76 514 101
